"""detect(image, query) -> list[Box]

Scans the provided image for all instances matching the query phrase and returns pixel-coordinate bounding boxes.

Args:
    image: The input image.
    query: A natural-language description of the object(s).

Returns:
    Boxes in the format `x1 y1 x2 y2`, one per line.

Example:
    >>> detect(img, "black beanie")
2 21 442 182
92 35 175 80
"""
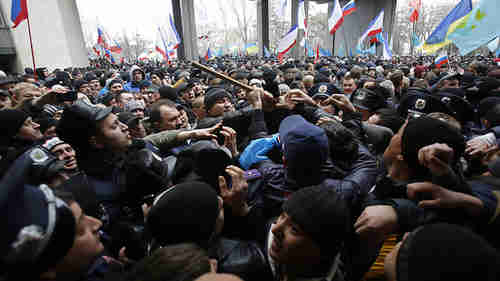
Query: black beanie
0 109 29 146
159 86 178 101
396 223 500 281
146 182 219 249
401 116 465 177
283 185 350 255
204 88 230 112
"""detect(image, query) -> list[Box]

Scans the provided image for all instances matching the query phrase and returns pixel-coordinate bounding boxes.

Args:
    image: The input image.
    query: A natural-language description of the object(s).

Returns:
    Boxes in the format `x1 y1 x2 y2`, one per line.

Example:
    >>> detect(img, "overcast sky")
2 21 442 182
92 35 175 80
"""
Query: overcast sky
76 0 461 45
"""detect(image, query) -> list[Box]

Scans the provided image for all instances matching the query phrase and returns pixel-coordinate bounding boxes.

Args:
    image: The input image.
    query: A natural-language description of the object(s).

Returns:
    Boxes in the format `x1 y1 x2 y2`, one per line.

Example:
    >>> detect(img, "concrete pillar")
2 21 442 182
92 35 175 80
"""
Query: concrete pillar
180 0 199 61
257 0 270 57
171 0 185 59
291 0 304 58
333 0 397 57
326 2 335 55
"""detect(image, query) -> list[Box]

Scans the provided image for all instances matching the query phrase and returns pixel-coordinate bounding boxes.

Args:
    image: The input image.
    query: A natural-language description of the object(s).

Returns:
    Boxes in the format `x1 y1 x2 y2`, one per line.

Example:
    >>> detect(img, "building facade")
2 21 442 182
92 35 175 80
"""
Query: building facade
0 0 88 74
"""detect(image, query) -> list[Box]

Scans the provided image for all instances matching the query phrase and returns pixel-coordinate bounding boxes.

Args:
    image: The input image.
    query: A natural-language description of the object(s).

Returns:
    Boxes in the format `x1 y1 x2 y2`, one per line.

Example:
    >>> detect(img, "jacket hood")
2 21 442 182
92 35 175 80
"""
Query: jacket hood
279 115 329 187
129 65 145 82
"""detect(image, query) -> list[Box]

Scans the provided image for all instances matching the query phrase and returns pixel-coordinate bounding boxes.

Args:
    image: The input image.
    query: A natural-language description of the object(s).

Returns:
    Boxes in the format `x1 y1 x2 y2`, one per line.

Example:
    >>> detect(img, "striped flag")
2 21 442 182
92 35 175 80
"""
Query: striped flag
328 0 344 35
277 25 299 62
11 0 28 28
358 9 384 47
342 0 357 17
167 14 181 49
435 53 449 68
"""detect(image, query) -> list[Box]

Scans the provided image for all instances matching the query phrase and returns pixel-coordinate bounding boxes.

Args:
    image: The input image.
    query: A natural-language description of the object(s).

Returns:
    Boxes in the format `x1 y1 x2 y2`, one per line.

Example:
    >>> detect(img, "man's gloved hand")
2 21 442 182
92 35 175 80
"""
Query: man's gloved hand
239 134 279 170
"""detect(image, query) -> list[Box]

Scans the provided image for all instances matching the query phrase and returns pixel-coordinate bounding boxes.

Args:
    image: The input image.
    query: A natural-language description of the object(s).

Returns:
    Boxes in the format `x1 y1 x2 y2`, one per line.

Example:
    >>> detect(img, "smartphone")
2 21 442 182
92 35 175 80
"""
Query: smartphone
243 169 262 181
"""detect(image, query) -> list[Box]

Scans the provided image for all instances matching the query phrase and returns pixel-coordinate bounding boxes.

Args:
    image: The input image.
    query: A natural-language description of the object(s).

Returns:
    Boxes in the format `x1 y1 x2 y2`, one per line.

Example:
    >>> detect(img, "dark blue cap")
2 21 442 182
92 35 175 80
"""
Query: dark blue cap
279 115 329 187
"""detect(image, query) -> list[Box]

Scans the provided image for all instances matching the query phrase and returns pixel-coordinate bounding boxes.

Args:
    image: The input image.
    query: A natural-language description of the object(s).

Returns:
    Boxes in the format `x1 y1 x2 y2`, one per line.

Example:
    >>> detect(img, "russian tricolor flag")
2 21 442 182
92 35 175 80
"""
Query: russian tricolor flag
342 0 357 17
435 53 449 68
97 27 109 49
11 0 28 28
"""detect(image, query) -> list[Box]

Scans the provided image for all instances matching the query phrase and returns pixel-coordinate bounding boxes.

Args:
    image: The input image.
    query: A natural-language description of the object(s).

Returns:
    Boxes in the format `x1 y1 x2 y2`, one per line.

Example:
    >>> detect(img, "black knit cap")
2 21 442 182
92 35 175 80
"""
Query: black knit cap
401 116 465 177
57 101 112 153
0 109 29 146
159 86 178 101
204 87 230 111
396 223 500 281
283 185 350 255
146 182 220 249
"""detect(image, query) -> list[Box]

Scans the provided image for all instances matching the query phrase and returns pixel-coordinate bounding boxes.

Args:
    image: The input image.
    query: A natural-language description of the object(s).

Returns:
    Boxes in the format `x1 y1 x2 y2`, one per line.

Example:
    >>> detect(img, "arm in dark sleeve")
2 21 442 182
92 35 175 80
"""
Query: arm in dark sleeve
248 109 268 140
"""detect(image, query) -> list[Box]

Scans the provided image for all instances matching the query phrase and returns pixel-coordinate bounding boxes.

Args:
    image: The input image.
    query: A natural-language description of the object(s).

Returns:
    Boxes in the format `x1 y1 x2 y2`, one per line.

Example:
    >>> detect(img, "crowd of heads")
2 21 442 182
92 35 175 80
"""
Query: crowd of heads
0 52 500 281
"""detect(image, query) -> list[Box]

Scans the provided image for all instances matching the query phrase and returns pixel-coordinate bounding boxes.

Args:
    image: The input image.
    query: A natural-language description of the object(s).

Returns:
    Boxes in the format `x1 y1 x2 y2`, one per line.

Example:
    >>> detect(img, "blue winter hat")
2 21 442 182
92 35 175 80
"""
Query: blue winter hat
279 115 329 187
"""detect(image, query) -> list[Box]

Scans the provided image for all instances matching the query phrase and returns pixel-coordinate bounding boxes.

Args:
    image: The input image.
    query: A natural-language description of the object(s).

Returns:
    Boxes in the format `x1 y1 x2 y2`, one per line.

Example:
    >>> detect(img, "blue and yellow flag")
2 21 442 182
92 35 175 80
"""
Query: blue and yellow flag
448 0 500 55
420 0 472 54
245 43 259 55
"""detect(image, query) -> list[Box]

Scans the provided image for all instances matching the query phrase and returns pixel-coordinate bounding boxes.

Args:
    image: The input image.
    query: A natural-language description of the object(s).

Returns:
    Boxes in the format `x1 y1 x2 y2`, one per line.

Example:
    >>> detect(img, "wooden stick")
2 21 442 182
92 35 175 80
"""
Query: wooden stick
191 61 254 91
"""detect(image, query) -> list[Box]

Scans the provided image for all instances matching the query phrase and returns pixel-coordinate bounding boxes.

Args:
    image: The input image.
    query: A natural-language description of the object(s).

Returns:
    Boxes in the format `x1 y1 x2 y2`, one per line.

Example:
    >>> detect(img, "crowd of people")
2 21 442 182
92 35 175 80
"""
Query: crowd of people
1 52 500 281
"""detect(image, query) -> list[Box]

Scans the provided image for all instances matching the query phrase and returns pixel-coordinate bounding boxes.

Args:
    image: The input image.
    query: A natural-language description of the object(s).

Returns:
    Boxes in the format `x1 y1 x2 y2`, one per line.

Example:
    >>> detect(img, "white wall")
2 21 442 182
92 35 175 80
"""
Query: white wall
0 0 89 72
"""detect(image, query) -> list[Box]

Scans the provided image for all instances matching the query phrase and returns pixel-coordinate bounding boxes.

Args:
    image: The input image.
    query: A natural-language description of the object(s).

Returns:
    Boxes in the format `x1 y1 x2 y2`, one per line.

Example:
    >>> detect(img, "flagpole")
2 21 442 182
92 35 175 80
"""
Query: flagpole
25 3 36 79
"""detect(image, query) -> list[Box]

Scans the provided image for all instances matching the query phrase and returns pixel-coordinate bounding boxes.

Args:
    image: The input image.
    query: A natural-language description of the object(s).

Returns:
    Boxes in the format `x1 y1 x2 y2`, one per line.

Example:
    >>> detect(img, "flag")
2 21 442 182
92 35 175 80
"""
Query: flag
97 27 108 49
264 46 271 57
448 0 500 55
11 0 28 28
435 53 449 68
319 48 331 57
167 43 176 58
409 0 421 22
155 27 168 61
366 44 376 55
279 0 288 18
167 14 182 49
304 41 314 57
205 48 213 60
342 0 357 17
328 0 344 35
358 9 384 47
92 45 101 57
383 32 393 60
487 37 499 53
421 0 472 54
370 33 384 45
104 49 115 64
338 45 345 57
412 32 423 48
277 25 298 62
245 43 259 55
